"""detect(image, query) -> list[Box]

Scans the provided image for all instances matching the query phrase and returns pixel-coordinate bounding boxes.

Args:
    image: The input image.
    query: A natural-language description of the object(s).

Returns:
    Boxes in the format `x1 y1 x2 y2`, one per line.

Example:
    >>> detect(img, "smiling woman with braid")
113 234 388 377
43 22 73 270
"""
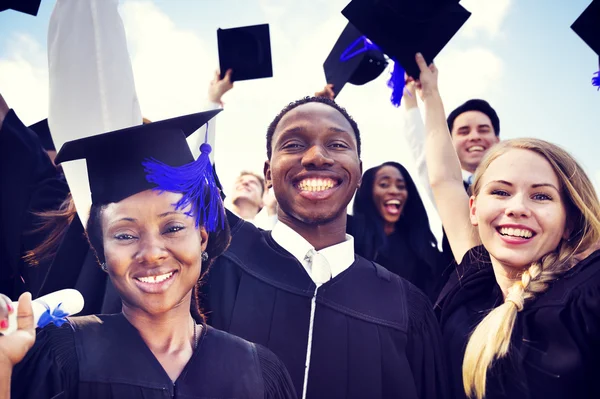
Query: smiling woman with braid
414 51 600 399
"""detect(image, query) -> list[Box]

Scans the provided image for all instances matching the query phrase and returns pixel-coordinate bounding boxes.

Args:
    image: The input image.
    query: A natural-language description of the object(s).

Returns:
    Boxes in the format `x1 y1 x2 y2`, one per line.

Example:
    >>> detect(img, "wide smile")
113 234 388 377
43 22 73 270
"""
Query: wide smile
294 176 341 200
383 199 403 216
496 226 536 244
133 270 178 294
466 145 485 153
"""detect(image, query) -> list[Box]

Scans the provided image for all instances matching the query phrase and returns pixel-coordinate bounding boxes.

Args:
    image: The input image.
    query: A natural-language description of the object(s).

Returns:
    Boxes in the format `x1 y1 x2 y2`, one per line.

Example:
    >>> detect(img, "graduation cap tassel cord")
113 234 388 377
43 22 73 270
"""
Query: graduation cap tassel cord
143 128 224 232
387 62 406 107
593 70 600 90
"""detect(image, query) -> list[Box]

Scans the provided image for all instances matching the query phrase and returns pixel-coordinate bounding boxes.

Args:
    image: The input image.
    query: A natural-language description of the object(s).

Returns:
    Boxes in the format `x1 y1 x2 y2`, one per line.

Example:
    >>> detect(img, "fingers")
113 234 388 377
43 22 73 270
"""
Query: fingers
415 52 429 73
16 293 34 332
0 295 12 331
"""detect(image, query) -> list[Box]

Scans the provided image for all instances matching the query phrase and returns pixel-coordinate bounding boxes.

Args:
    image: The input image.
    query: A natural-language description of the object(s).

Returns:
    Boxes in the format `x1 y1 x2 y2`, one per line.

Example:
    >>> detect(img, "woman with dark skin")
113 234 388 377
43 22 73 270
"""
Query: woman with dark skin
349 161 446 300
0 112 296 399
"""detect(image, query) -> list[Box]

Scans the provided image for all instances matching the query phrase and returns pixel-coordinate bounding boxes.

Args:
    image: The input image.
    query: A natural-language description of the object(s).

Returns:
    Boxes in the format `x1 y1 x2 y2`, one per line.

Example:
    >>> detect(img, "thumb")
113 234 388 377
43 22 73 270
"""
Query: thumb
415 53 429 73
16 292 34 332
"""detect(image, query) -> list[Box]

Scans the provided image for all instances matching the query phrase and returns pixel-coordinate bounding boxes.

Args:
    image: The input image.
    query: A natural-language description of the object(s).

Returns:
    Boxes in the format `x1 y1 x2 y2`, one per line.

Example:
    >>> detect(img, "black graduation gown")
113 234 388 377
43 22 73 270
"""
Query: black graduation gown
436 246 600 399
0 109 69 300
11 313 297 399
203 211 449 399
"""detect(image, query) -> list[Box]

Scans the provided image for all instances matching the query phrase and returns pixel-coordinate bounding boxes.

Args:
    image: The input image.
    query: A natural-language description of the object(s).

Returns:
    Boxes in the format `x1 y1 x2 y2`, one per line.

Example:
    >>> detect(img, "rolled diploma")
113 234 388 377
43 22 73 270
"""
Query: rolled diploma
4 289 85 335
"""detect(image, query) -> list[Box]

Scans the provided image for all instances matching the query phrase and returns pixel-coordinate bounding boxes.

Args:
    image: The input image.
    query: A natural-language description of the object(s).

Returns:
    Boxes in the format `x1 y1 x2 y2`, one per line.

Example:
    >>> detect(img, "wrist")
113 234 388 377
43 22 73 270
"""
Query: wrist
421 88 440 101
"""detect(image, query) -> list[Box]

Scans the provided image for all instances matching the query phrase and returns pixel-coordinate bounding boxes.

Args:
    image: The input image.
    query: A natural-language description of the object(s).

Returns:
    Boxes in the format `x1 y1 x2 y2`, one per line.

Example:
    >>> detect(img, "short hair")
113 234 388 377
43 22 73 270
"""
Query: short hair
447 99 500 137
265 96 361 159
237 170 266 195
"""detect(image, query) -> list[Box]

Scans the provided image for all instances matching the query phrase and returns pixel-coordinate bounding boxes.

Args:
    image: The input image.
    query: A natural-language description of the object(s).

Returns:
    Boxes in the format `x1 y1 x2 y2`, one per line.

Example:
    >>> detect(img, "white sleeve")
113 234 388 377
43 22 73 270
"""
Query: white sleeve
48 0 142 226
401 107 435 208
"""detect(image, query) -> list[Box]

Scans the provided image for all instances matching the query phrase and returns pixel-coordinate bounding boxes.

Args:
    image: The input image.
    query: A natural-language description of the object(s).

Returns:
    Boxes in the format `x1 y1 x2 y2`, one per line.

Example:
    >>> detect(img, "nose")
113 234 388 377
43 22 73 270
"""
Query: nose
135 233 168 265
504 194 531 218
301 145 334 168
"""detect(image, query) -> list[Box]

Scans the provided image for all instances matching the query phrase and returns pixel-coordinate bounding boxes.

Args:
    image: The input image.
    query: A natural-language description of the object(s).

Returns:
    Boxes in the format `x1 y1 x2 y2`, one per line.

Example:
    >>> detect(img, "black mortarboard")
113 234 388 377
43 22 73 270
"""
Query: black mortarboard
572 0 600 65
217 23 273 82
54 110 221 206
0 0 41 16
323 22 388 98
28 119 55 151
342 0 471 78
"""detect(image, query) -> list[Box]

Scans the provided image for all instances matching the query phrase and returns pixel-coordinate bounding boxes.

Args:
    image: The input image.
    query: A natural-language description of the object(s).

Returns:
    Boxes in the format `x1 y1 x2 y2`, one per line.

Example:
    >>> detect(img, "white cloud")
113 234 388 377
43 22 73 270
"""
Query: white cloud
0 33 48 124
459 0 513 40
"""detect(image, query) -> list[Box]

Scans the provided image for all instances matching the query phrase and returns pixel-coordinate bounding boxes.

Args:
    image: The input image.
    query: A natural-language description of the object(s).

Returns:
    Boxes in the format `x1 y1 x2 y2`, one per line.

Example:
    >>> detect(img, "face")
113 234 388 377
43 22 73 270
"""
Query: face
265 102 362 225
451 111 500 173
470 149 569 270
101 190 208 316
372 165 408 225
231 174 264 208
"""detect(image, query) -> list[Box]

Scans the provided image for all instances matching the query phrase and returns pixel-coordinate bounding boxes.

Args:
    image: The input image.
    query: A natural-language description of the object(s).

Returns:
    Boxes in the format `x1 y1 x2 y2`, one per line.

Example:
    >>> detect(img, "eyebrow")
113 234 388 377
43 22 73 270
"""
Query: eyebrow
488 180 560 191
158 211 183 218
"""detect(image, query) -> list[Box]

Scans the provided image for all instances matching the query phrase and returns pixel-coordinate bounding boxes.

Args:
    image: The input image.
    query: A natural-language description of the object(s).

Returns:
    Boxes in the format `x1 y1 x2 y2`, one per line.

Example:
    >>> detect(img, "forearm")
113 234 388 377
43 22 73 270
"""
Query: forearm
423 91 463 187
0 362 11 399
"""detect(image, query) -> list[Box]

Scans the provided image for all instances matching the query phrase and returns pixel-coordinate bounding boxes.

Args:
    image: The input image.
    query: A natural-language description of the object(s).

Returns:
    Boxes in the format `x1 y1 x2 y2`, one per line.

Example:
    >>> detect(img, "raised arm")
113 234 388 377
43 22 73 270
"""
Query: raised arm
417 54 479 263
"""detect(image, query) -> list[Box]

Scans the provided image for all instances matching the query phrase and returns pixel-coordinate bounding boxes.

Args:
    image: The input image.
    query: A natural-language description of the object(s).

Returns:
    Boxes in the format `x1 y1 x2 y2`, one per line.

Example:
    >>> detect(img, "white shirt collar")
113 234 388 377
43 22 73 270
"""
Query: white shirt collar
462 169 473 184
271 221 355 281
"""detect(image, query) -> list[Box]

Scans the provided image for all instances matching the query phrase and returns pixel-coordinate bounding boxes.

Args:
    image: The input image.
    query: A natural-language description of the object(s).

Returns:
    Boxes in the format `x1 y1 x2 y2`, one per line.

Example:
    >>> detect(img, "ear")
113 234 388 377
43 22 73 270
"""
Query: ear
493 135 500 144
264 160 273 189
199 227 209 252
469 195 478 226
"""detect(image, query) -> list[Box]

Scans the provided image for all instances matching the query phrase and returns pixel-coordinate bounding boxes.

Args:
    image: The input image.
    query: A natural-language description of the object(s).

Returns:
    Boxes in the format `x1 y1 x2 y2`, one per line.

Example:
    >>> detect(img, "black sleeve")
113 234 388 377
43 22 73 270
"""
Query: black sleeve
405 283 451 399
11 323 79 399
255 344 298 399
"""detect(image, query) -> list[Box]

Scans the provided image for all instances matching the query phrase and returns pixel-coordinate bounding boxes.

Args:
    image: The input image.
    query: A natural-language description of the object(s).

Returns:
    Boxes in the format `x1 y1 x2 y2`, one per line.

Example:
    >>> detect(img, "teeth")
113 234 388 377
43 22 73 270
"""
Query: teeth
298 178 336 192
386 200 401 205
137 272 174 284
499 227 533 238
467 145 485 152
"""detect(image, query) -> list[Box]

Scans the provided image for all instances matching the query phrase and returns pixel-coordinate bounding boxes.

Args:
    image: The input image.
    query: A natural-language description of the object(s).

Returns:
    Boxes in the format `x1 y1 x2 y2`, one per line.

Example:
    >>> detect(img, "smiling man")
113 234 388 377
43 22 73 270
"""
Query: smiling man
204 97 448 399
446 99 501 184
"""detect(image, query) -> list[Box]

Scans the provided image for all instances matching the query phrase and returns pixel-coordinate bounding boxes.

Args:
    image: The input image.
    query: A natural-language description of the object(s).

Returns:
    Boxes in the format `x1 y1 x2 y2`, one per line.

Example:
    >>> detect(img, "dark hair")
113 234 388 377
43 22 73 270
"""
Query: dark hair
447 99 500 136
86 197 231 324
265 96 361 159
352 162 438 269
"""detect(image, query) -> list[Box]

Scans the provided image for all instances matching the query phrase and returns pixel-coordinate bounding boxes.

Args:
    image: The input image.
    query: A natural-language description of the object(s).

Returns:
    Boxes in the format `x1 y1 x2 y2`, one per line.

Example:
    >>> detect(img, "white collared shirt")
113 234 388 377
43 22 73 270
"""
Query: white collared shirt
271 221 355 282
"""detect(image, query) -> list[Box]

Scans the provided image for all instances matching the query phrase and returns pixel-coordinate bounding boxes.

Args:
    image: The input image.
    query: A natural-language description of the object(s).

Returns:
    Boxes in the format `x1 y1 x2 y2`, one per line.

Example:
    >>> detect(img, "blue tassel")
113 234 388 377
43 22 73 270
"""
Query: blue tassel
38 302 69 329
593 70 600 90
143 143 224 231
387 62 405 107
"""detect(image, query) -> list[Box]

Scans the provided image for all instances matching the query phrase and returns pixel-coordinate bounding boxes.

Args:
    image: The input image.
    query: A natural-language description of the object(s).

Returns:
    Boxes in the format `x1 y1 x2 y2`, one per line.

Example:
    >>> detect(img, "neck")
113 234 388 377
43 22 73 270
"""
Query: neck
278 211 347 251
461 162 477 174
231 199 260 220
384 222 395 236
122 296 195 355
489 257 522 299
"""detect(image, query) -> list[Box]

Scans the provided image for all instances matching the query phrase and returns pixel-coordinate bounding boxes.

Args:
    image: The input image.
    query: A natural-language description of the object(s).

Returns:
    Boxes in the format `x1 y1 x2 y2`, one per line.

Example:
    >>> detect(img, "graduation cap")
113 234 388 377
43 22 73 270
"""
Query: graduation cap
323 22 389 98
28 119 55 151
55 109 224 231
571 0 600 89
341 0 471 80
0 0 41 16
217 23 273 82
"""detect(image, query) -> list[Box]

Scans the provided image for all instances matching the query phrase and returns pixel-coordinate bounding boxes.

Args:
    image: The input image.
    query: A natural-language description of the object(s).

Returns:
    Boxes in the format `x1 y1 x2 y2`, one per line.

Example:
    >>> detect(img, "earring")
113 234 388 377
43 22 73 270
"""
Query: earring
100 262 108 272
201 251 209 262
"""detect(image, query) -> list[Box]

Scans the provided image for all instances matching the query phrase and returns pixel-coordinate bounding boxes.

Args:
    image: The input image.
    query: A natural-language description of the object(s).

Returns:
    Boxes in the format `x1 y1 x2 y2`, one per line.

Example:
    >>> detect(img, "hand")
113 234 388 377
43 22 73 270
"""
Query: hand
413 53 439 101
0 293 35 368
208 69 234 106
0 93 9 129
262 189 278 216
314 84 335 100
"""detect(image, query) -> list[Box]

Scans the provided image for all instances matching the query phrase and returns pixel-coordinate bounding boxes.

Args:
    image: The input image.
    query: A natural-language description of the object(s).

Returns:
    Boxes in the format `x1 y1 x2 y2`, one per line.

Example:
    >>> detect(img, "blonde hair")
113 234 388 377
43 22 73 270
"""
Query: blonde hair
462 138 600 399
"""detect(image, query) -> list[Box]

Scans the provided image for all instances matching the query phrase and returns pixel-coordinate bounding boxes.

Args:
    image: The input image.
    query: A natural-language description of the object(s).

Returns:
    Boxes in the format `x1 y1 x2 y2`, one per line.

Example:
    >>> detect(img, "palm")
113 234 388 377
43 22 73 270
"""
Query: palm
0 331 35 367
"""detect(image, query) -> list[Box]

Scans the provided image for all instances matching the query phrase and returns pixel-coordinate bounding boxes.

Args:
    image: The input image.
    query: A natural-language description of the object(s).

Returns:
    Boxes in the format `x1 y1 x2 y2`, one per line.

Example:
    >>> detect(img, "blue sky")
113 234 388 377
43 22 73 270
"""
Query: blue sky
1 0 598 226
